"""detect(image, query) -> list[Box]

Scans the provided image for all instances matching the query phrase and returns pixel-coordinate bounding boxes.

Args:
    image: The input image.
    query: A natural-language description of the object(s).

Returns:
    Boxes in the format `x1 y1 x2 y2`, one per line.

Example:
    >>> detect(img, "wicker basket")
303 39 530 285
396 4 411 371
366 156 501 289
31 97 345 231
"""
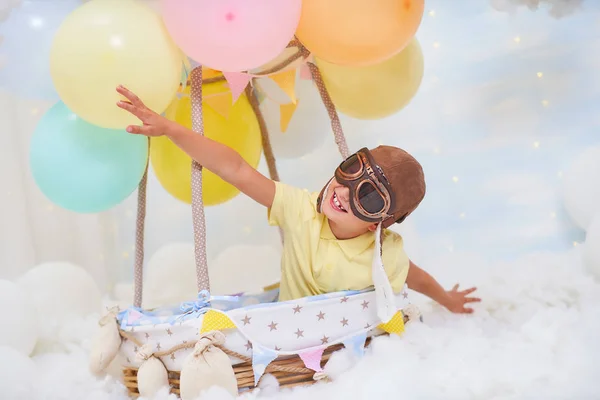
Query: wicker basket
123 337 374 397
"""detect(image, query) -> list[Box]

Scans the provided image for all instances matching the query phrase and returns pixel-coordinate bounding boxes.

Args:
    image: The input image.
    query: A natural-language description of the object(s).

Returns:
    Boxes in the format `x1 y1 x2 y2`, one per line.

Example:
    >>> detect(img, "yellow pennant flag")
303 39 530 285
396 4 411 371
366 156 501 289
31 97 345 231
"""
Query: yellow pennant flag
200 310 236 334
280 100 299 133
377 311 405 336
204 92 233 118
203 67 223 79
270 69 297 103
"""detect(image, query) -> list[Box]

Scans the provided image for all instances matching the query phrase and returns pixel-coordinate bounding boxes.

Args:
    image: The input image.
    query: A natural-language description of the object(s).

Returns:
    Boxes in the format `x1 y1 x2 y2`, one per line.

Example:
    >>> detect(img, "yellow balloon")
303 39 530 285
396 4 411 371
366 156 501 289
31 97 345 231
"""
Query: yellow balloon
50 0 182 129
316 39 424 120
151 81 262 206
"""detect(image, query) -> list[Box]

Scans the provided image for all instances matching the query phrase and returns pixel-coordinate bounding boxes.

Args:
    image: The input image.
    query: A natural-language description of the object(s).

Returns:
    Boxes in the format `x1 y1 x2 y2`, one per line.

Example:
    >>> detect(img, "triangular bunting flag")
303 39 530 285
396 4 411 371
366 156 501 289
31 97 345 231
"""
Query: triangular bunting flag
299 348 325 372
223 71 252 104
254 86 267 105
343 332 367 358
203 67 223 79
128 309 143 324
300 63 312 80
252 344 278 385
178 59 192 93
377 311 405 336
200 310 236 333
280 100 299 133
270 69 297 103
204 92 233 118
189 58 201 69
183 56 192 71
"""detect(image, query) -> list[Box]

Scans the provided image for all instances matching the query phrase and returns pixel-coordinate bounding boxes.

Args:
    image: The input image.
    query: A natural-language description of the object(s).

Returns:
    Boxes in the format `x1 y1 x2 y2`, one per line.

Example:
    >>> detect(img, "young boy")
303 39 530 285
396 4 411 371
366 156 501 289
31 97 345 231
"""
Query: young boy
116 85 480 320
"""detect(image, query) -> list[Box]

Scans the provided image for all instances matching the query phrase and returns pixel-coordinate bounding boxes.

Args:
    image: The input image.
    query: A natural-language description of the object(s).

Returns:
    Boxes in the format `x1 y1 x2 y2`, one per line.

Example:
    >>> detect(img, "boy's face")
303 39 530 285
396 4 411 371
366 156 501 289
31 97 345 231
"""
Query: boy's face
321 178 378 234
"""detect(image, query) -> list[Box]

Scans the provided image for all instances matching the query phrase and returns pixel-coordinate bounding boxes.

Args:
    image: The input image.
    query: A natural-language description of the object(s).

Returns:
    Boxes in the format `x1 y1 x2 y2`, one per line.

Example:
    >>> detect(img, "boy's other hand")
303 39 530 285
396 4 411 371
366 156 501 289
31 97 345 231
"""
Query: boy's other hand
116 85 171 137
443 284 481 314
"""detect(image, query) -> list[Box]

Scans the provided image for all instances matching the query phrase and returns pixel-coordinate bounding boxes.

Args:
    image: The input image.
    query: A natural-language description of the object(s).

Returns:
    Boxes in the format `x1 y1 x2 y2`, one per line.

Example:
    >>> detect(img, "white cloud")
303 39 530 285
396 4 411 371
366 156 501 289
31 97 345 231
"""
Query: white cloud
482 172 558 206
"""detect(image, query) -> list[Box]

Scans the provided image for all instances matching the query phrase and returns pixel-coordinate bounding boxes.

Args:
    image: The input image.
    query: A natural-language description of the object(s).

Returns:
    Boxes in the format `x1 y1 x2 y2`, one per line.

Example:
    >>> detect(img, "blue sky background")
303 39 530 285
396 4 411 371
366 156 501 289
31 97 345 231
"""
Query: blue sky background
120 0 600 282
2 0 599 287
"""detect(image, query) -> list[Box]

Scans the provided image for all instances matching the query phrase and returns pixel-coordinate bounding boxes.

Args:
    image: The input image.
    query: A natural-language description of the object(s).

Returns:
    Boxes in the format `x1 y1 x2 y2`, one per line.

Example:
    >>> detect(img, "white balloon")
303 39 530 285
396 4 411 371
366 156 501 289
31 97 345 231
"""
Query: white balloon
0 280 37 355
583 213 600 280
258 75 328 159
17 262 102 331
210 244 281 295
143 243 198 308
562 146 600 230
0 346 37 399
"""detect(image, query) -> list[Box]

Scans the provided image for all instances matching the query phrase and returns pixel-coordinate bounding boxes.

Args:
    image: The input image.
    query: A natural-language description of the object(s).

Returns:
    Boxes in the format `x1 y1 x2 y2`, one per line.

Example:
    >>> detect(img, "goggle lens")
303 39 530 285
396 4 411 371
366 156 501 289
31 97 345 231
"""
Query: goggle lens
358 181 385 214
339 154 362 176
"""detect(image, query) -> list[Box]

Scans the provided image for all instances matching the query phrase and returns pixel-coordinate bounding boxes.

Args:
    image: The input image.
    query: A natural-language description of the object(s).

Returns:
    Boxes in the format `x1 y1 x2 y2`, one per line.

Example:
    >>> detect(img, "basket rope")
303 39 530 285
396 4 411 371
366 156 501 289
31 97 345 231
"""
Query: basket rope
119 329 313 374
189 68 211 293
130 38 349 312
133 157 148 308
305 61 350 159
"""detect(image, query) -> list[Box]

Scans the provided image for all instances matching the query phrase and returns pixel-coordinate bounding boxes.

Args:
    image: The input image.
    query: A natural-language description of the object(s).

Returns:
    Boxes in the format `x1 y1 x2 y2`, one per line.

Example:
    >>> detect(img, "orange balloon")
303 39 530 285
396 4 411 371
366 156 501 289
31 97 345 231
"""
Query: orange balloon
295 0 424 66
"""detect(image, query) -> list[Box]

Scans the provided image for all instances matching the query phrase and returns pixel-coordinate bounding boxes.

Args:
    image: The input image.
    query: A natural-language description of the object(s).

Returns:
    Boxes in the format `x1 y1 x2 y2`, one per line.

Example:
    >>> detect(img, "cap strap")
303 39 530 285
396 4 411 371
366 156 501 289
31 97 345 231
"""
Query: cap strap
316 177 334 213
372 223 397 323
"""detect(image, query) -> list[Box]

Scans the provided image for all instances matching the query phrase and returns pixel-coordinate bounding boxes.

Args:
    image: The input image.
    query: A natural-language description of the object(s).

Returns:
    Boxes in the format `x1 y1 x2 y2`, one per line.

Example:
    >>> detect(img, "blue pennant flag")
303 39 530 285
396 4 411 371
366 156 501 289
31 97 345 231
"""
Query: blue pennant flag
252 343 278 385
343 332 368 358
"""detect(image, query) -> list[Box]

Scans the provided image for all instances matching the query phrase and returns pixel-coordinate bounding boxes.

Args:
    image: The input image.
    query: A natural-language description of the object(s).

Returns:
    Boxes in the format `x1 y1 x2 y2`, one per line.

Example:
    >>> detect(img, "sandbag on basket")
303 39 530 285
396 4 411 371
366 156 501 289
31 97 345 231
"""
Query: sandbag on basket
180 331 237 399
89 307 121 374
137 343 170 398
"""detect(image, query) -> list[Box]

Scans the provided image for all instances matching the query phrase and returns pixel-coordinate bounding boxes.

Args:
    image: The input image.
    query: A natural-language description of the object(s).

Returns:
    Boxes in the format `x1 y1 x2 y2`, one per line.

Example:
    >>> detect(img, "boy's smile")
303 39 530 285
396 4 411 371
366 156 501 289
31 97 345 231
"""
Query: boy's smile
322 179 377 239
330 191 347 213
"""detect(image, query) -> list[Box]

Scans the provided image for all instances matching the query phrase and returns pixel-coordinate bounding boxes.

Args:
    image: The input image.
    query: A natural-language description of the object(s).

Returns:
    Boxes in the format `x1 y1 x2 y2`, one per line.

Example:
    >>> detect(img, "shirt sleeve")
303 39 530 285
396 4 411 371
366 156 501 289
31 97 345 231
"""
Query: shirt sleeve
267 181 316 232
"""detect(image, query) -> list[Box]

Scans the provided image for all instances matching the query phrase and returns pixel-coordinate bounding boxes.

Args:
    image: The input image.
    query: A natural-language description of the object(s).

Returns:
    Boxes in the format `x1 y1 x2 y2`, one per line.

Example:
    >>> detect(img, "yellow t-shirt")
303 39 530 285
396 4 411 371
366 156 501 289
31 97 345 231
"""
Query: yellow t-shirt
267 181 410 301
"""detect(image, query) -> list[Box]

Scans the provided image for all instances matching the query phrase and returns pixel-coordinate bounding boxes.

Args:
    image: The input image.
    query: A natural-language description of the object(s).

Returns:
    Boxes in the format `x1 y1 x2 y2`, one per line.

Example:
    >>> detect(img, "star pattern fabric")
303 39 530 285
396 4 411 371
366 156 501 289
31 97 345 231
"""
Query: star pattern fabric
117 285 414 371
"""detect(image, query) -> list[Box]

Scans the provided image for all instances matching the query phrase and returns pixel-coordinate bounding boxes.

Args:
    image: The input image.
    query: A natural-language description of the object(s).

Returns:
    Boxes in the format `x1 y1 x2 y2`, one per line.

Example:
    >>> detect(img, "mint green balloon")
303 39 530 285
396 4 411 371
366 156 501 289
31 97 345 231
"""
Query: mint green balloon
30 102 148 213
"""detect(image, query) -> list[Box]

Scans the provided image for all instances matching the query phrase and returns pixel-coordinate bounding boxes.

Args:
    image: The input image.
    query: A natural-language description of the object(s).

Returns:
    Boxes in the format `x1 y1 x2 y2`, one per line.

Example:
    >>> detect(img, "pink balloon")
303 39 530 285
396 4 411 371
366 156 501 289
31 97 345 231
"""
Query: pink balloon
161 0 302 72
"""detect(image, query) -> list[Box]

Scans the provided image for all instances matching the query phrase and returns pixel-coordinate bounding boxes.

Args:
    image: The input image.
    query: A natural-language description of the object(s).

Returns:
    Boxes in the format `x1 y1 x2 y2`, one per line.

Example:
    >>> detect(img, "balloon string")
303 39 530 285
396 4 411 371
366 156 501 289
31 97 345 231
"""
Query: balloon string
183 41 307 87
245 83 284 243
251 46 305 76
293 40 350 159
246 83 280 182
133 139 150 308
306 61 350 159
190 67 211 293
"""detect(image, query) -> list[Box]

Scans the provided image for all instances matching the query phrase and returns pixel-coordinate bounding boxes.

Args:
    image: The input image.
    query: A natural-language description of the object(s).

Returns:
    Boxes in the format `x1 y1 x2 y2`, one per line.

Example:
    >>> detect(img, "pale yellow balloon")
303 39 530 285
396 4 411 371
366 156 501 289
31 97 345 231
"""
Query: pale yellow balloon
316 39 424 120
50 0 182 129
151 82 263 206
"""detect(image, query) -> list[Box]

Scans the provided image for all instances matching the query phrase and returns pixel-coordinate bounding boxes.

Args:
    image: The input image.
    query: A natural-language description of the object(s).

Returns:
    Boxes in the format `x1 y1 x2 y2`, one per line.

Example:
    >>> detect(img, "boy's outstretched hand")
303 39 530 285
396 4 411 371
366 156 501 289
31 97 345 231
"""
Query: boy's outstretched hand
116 85 171 137
442 284 480 314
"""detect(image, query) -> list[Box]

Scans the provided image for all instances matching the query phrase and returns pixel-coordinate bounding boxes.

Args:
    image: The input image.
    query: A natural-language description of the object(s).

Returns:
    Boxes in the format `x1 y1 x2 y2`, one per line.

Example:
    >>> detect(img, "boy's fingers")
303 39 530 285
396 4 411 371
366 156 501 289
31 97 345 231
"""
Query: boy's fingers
126 125 143 134
460 287 477 295
465 297 481 303
127 124 159 136
117 100 147 121
451 284 459 292
117 100 136 112
117 85 145 107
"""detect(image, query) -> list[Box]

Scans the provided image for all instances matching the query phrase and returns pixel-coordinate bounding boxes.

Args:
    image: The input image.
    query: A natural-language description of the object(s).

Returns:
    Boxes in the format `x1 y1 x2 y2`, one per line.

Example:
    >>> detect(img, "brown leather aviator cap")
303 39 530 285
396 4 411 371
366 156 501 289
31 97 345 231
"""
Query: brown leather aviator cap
369 145 426 228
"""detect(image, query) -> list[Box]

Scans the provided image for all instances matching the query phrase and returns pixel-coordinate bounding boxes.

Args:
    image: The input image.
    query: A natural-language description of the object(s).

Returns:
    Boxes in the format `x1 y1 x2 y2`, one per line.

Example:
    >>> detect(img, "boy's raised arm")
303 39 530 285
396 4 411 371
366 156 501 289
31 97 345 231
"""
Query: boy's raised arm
116 85 276 208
